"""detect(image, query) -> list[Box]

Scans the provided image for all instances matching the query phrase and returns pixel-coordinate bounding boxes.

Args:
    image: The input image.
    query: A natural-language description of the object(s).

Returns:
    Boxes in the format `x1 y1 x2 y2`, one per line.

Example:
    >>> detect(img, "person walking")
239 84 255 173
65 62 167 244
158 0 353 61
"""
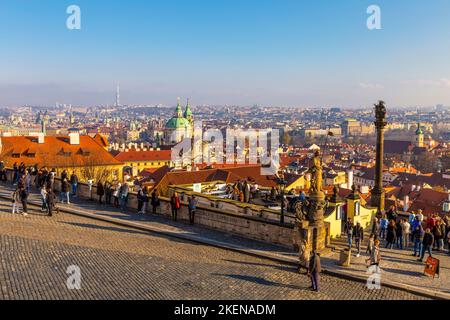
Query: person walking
151 190 160 214
418 228 434 262
385 220 397 249
97 181 105 205
188 195 198 225
70 172 78 197
352 222 364 257
20 187 28 216
344 218 354 249
307 250 321 292
170 192 181 221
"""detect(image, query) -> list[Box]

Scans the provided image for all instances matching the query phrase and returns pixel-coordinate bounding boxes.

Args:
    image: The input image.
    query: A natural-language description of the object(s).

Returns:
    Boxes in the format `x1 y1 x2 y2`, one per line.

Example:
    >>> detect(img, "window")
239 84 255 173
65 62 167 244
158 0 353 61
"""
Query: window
336 205 343 220
355 202 361 216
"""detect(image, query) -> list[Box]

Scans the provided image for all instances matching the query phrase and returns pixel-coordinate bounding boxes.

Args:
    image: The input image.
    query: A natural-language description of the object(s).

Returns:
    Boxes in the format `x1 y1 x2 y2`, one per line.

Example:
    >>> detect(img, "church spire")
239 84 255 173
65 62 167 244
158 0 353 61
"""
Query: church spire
184 98 193 122
175 97 183 117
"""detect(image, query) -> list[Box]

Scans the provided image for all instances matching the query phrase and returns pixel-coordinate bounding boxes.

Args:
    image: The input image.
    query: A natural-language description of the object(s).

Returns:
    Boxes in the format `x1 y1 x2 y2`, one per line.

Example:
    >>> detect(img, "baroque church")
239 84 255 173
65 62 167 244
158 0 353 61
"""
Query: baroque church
164 98 194 145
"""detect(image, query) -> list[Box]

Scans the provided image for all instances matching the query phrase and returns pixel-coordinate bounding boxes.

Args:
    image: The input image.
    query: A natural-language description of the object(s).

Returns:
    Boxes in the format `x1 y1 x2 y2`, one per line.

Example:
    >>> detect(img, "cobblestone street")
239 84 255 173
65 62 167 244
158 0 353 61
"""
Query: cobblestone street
0 198 428 300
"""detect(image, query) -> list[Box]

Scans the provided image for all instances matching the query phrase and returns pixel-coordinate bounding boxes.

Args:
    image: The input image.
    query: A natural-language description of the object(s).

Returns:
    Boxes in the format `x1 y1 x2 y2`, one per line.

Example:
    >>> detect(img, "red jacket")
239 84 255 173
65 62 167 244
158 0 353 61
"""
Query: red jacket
171 195 181 209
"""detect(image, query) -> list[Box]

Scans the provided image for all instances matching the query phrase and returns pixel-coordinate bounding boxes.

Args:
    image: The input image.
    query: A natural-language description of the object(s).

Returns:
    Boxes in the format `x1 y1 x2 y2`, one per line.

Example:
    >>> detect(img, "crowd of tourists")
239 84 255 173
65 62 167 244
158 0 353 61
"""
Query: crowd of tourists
344 205 450 266
3 162 165 218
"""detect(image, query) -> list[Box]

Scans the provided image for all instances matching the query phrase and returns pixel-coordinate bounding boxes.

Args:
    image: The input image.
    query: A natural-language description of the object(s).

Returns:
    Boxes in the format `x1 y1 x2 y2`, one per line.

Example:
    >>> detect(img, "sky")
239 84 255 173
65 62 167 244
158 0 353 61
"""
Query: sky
1 0 450 108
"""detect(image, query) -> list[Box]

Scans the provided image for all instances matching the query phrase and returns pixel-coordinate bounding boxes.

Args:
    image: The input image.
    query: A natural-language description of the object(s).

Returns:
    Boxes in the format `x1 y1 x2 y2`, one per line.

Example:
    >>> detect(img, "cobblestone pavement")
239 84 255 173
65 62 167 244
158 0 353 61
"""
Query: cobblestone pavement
0 197 428 300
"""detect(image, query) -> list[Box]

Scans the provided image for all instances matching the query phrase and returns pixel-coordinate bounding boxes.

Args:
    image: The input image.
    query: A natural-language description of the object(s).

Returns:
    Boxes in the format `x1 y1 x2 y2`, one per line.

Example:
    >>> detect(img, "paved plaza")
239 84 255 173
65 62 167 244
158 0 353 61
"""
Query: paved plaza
0 192 430 300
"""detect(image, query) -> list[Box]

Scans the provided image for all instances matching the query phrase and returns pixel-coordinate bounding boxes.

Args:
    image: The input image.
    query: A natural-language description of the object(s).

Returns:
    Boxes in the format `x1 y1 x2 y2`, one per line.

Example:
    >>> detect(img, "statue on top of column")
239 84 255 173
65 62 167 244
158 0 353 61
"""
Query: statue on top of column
374 100 387 127
308 150 323 193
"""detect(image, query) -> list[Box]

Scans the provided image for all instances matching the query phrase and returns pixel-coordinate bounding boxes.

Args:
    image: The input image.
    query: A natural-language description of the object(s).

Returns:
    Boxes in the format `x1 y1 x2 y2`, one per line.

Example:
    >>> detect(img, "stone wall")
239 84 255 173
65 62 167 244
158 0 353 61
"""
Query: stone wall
6 170 295 247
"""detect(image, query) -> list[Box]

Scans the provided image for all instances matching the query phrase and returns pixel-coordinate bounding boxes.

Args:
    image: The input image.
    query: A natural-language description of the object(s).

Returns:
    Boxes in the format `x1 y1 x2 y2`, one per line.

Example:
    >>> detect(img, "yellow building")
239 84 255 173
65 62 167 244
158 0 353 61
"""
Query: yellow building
113 149 173 176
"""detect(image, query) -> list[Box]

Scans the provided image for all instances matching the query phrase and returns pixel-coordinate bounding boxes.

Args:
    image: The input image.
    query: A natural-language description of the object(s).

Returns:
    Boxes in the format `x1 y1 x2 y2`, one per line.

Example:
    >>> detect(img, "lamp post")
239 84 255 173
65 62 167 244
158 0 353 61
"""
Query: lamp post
277 176 287 224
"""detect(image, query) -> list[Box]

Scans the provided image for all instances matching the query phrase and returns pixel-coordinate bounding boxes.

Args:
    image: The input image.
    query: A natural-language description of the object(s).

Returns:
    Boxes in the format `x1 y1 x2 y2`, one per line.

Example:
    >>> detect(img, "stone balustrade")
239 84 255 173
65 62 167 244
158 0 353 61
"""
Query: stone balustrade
6 170 295 247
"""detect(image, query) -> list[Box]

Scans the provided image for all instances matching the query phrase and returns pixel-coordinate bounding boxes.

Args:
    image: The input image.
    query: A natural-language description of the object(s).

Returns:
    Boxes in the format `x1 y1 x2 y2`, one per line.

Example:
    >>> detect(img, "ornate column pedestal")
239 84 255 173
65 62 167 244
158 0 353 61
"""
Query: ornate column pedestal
293 190 331 267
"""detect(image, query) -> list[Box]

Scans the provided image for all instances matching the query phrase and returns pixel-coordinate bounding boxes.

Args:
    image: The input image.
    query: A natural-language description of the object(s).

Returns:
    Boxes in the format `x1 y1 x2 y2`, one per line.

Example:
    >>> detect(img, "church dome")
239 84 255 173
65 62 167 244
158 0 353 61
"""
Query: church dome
165 117 190 129
165 99 191 129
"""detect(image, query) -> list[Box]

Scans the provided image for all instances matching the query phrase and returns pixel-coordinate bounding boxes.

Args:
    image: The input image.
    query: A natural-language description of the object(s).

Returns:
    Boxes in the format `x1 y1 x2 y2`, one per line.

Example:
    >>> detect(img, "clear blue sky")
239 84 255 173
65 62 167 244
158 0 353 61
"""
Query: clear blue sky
1 0 450 107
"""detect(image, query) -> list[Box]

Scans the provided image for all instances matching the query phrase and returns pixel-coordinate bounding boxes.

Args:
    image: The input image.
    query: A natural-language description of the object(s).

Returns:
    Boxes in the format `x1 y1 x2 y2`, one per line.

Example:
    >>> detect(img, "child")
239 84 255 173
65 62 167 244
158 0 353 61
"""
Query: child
12 188 21 214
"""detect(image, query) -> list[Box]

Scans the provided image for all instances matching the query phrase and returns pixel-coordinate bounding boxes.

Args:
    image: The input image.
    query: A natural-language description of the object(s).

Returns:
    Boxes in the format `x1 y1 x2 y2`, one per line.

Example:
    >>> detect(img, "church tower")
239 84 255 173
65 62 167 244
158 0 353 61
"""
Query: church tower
184 98 193 124
414 122 424 148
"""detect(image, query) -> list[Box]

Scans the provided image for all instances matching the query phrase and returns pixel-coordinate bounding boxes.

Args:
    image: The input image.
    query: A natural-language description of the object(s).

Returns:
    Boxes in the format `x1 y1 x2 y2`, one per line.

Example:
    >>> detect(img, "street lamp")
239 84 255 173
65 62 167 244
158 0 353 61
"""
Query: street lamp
277 175 287 224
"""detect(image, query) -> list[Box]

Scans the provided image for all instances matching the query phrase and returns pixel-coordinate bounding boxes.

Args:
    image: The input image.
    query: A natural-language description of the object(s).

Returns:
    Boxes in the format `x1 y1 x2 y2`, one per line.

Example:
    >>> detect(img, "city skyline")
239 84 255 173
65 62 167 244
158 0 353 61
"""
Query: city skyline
1 0 450 107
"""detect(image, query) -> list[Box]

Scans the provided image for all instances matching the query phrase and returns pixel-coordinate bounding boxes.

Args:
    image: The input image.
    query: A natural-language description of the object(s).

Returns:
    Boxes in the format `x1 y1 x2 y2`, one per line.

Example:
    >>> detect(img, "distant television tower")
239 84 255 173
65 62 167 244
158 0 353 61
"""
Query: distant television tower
116 83 121 107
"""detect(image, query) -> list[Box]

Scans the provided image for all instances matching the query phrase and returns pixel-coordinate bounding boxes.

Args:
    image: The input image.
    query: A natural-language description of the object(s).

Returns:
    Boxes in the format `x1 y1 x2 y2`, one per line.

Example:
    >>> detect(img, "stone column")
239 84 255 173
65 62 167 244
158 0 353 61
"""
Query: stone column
371 101 387 215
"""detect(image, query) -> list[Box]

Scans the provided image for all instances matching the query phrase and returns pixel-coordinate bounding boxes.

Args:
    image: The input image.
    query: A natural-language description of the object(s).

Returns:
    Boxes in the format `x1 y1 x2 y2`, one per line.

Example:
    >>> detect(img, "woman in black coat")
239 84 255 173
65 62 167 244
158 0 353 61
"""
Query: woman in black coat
97 181 105 204
385 220 397 249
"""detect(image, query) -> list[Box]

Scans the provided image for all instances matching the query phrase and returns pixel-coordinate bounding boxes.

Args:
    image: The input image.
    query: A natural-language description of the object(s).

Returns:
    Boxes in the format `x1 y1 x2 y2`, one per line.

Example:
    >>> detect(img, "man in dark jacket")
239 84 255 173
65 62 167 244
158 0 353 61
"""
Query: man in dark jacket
20 187 28 216
70 172 78 197
46 188 56 217
352 222 364 257
308 250 321 292
418 228 434 262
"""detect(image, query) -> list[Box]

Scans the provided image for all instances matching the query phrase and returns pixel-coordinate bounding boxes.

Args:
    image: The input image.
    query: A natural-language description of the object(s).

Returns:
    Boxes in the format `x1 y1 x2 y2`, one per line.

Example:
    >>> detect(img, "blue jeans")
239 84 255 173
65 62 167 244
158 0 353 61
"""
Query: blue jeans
347 234 353 248
420 245 432 261
72 183 78 196
380 228 386 239
41 196 47 210
120 195 128 210
396 235 403 249
60 192 70 203
413 239 422 256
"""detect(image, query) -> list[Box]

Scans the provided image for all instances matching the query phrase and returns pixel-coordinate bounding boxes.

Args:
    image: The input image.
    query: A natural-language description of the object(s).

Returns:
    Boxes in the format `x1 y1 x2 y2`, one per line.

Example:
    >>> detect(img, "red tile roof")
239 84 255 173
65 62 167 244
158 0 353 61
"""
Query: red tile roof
0 135 122 168
155 165 281 193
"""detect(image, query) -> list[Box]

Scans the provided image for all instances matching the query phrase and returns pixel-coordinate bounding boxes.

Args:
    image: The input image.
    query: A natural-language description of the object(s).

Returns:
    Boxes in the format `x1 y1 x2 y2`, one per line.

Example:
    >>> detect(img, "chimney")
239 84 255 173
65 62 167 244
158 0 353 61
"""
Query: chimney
347 170 354 190
38 133 45 144
68 129 80 145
